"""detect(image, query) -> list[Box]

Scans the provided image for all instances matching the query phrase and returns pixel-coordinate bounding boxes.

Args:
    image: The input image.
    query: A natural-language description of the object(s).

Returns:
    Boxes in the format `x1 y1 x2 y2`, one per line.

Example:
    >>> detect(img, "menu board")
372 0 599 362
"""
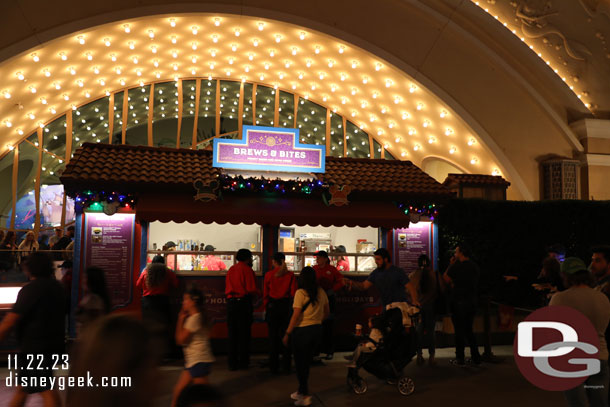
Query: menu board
84 213 135 309
393 222 432 273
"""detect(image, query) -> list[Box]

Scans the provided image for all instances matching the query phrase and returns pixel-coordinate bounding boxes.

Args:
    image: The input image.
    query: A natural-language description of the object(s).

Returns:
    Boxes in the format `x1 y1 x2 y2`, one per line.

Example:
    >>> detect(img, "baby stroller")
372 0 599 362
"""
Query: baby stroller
346 307 418 396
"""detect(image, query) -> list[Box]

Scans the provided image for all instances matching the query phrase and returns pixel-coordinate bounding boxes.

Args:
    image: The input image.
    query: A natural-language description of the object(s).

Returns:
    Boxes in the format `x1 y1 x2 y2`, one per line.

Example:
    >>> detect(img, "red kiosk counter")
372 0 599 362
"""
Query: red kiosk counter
60 141 451 348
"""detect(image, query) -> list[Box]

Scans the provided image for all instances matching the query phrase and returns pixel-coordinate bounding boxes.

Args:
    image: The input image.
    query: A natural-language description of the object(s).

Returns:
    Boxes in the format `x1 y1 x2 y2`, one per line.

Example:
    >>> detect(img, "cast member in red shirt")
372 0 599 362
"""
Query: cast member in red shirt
136 255 179 358
264 252 297 374
225 249 259 370
313 250 346 360
201 245 227 271
334 245 350 272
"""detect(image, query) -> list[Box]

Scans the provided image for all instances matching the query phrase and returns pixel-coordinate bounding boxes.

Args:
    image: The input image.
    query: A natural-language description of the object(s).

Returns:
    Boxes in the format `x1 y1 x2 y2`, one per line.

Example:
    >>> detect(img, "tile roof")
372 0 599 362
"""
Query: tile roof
61 143 452 199
443 173 510 187
322 156 452 196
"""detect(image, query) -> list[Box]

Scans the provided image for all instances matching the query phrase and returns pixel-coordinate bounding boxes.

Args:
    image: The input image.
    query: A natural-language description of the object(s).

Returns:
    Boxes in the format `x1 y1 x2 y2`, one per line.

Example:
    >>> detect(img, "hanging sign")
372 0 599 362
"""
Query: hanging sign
213 125 325 173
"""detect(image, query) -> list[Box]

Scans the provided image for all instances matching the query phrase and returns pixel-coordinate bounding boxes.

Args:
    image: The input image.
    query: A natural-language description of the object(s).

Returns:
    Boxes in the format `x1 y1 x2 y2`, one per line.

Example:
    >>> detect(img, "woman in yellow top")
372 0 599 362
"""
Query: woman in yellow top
283 267 329 407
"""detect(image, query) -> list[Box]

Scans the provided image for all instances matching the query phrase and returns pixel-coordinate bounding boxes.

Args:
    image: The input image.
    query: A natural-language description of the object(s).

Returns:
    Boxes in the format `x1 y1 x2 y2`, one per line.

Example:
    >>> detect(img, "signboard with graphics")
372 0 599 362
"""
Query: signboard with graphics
393 222 433 273
83 212 135 309
213 125 325 173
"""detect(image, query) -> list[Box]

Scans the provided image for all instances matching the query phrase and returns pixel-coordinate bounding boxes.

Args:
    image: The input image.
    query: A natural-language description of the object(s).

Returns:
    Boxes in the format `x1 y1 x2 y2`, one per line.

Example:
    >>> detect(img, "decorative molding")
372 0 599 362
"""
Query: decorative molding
585 153 610 166
570 119 610 140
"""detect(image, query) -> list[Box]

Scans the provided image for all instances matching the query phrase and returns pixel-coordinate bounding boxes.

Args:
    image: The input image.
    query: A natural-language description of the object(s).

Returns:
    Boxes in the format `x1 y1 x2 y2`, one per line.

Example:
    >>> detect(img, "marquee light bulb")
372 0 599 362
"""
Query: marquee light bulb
171 36 177 44
362 76 368 84
375 63 382 71
445 128 453 136
285 61 291 68
28 112 35 119
440 110 448 118
123 24 131 33
471 158 478 164
104 38 111 47
492 169 501 176
449 147 456 154
245 65 250 72
258 22 265 31
76 80 83 87
16 71 24 80
401 152 407 157
54 82 61 90
110 54 117 62
423 120 430 128
340 73 346 81
151 45 157 53
385 79 393 88
133 56 139 64
468 138 475 146
43 69 51 77
408 128 416 135
416 103 424 110
428 137 435 144
2 91 10 99
372 92 378 99
59 52 67 61
29 86 37 93
49 107 56 114
31 53 40 62
291 47 298 55
315 45 320 54
172 50 178 58
4 120 12 128
275 35 282 43
361 101 367 108
253 39 259 47
299 32 306 40
402 112 409 120
153 60 159 67
128 41 135 50
212 35 218 43
409 84 417 93
214 18 221 26
339 45 345 54
148 30 155 39
351 88 357 95
413 144 420 151
235 28 240 37
231 44 237 52
168 19 175 27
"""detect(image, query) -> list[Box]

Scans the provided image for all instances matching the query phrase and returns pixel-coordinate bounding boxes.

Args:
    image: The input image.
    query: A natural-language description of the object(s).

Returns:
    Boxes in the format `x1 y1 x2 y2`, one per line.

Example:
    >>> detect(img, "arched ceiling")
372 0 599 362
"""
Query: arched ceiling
0 14 504 178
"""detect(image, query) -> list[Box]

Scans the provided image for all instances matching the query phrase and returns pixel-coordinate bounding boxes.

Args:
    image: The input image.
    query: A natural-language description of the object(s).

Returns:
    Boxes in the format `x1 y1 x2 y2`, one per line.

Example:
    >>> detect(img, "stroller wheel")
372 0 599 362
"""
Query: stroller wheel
397 376 415 396
347 375 368 395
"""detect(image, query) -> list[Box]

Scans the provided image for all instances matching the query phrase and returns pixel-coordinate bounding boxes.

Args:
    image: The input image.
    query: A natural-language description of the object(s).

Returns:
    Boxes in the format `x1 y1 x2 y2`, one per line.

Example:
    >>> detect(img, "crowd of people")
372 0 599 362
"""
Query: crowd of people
0 227 76 277
0 241 608 407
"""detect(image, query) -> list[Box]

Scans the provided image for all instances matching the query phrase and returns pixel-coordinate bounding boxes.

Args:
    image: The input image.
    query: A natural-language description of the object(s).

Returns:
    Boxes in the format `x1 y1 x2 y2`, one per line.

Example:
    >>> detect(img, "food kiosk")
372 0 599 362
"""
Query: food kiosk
60 125 451 347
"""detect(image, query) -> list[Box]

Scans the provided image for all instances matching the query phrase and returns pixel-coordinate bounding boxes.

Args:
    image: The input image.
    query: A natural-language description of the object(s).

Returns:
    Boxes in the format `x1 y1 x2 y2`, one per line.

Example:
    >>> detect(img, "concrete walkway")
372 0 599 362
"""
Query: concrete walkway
0 346 564 406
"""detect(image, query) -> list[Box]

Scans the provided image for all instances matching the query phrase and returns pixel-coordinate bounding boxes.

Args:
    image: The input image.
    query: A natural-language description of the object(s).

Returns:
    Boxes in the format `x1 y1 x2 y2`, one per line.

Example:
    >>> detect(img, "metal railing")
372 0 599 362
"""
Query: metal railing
146 250 264 274
283 251 376 273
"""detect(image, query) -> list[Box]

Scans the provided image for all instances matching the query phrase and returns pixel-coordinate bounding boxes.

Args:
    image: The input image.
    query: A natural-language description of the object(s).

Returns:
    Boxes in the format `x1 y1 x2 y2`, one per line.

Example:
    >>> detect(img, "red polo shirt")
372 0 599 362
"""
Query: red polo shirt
263 267 297 308
314 263 345 292
336 259 350 272
225 261 259 298
136 268 179 296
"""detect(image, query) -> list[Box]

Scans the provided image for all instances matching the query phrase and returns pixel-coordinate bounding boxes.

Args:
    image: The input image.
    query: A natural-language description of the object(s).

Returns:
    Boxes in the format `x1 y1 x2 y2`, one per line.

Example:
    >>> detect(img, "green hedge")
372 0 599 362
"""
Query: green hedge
436 199 610 307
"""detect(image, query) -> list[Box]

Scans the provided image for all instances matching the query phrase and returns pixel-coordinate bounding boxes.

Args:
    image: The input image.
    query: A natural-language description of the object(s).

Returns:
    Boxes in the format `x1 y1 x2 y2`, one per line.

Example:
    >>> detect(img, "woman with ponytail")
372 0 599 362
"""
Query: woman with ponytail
282 267 329 406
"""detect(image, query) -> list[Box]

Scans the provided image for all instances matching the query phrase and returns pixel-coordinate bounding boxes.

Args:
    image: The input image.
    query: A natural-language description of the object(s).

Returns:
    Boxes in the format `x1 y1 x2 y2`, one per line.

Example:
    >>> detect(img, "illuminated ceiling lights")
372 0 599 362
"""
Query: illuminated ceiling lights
0 15 501 177
470 0 590 110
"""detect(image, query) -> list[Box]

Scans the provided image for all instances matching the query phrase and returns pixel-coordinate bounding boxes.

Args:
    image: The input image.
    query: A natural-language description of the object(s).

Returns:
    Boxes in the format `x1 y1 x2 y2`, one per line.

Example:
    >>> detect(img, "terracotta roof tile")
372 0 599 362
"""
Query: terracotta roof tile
443 173 510 187
61 143 452 199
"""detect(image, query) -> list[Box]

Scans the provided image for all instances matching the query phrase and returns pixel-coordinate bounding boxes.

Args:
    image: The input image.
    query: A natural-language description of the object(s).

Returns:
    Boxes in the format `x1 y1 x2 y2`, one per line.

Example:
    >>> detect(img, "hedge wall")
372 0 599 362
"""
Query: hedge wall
436 199 610 307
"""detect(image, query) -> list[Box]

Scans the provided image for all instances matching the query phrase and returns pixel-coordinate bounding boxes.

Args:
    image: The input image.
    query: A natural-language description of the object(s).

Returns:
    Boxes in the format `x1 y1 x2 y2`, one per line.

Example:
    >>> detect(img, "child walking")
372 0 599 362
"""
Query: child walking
171 287 215 407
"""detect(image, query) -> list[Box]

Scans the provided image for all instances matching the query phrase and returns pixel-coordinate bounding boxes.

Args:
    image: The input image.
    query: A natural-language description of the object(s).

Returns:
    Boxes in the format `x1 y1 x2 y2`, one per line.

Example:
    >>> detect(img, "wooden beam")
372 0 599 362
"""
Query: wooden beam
34 127 42 236
148 83 154 147
326 109 331 154
10 146 18 230
192 79 201 148
108 93 115 144
176 79 183 148
215 80 221 137
121 89 128 144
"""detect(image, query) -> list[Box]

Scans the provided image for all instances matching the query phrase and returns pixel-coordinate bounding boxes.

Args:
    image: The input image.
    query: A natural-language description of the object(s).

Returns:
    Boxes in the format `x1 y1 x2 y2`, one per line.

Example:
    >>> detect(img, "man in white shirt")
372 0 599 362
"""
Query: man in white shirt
550 257 610 407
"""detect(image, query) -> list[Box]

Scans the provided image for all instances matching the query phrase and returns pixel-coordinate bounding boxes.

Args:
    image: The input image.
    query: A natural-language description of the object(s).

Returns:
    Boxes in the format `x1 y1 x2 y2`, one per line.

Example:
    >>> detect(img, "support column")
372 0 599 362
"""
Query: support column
570 119 610 200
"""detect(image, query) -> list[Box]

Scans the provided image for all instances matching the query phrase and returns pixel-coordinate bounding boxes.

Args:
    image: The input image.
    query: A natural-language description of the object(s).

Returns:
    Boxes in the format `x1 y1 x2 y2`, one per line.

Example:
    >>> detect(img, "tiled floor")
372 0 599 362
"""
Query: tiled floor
0 346 564 406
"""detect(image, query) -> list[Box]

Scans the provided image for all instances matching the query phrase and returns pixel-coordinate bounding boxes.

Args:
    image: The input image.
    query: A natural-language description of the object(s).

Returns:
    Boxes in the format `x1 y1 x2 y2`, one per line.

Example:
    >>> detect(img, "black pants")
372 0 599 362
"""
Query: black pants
227 297 253 369
293 324 322 395
141 295 172 358
451 301 481 362
266 298 292 372
320 291 336 355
